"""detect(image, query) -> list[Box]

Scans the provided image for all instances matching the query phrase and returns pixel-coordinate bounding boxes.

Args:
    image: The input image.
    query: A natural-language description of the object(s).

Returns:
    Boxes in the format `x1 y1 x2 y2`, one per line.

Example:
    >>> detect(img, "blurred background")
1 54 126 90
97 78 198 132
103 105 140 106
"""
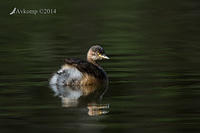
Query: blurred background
0 0 200 133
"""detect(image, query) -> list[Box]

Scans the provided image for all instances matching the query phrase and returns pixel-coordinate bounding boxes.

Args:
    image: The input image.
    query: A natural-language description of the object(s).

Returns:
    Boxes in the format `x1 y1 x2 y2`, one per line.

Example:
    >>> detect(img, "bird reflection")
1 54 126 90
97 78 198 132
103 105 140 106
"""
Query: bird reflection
50 84 109 116
87 104 109 116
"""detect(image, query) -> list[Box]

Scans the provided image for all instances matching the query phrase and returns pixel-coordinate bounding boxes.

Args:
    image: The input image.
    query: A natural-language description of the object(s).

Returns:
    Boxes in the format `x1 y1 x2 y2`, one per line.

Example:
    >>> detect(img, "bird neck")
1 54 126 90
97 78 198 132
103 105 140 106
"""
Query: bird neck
87 57 99 66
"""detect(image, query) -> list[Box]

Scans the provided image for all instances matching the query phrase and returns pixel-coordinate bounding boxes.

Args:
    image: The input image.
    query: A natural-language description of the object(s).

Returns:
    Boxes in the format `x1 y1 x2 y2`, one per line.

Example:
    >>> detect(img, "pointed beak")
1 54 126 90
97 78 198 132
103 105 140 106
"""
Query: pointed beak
100 54 110 59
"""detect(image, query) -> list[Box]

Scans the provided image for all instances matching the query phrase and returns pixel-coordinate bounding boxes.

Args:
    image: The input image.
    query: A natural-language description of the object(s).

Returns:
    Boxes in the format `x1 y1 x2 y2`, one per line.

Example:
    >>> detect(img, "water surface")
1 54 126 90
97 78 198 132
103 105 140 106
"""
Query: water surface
1 0 200 133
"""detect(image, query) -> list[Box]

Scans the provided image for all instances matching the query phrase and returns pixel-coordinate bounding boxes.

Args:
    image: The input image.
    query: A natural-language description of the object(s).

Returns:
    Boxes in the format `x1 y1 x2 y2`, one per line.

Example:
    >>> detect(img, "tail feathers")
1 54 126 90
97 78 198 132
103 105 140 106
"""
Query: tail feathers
57 70 70 85
50 69 70 85
49 67 82 86
49 73 59 85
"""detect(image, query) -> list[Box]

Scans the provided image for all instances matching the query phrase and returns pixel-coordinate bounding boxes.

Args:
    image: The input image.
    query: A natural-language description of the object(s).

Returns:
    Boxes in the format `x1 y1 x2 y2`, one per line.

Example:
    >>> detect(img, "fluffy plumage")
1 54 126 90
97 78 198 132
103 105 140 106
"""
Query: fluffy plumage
49 45 109 86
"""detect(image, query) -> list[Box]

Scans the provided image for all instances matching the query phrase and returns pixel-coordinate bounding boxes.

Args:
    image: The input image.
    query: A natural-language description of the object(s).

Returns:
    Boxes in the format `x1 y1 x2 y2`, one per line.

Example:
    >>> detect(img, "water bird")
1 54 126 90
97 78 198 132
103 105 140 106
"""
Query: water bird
50 45 109 86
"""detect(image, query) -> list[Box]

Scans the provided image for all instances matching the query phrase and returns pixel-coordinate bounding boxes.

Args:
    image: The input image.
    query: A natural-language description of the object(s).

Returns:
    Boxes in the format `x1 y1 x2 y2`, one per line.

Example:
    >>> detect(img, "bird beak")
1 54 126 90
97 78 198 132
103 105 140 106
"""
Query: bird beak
100 54 110 59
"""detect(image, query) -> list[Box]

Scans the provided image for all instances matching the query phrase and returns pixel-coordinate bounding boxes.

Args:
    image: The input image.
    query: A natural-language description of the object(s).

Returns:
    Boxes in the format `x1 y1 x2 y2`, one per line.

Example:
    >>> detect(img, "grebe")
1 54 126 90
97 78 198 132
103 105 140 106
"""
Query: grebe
50 45 109 86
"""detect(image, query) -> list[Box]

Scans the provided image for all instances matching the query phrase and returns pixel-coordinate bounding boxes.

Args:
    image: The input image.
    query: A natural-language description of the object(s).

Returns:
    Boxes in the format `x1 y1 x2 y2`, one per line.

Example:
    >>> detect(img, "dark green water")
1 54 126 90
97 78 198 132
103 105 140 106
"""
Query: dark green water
1 0 200 133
